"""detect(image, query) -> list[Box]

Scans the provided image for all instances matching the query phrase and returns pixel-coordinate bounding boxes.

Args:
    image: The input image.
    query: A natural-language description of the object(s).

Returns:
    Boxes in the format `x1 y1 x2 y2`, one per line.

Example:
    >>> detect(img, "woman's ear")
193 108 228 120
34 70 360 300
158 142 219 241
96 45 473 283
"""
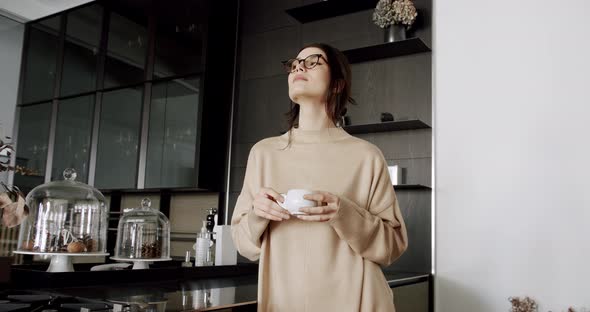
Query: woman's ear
332 79 345 93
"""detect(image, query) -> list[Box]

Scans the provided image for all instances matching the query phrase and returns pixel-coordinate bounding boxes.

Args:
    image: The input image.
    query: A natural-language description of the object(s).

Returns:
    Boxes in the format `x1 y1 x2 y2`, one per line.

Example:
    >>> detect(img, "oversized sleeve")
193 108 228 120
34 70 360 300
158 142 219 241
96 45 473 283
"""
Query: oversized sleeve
230 147 270 261
328 150 408 266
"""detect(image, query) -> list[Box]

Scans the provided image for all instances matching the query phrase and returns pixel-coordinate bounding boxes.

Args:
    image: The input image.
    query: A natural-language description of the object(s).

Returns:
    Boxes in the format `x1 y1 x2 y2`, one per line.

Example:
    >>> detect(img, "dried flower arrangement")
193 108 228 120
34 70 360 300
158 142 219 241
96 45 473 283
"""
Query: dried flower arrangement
372 0 418 29
510 297 539 312
0 135 14 173
509 296 581 312
0 135 29 228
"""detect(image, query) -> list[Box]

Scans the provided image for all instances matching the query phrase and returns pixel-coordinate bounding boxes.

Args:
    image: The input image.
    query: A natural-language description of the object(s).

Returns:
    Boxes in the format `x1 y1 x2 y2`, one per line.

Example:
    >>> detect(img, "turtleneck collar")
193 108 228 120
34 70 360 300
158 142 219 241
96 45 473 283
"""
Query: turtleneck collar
281 127 351 144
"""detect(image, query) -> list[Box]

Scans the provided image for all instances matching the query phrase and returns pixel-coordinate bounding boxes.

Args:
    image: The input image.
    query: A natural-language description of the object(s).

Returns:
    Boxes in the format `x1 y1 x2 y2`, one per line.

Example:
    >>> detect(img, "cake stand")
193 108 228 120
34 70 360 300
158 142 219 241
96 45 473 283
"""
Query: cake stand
13 251 109 273
110 257 172 270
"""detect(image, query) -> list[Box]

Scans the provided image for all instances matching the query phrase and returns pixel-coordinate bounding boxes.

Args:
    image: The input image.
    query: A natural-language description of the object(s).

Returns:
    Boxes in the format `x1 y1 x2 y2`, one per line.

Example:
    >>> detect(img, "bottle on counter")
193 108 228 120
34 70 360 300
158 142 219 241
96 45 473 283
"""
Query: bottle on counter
195 221 214 266
206 208 217 265
206 234 216 266
182 251 193 267
205 208 217 232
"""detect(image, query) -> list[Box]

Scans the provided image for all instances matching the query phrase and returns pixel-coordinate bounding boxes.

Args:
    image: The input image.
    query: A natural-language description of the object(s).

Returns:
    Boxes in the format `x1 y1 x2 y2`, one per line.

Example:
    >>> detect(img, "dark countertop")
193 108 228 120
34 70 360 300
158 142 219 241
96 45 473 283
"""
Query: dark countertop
9 262 259 289
384 271 430 288
44 275 258 311
8 262 429 311
40 271 430 311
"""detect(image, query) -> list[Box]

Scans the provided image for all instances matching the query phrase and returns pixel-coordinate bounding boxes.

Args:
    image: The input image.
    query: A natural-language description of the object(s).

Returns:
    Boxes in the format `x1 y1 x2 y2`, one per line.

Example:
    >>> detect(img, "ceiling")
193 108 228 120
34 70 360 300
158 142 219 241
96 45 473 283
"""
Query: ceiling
0 0 94 23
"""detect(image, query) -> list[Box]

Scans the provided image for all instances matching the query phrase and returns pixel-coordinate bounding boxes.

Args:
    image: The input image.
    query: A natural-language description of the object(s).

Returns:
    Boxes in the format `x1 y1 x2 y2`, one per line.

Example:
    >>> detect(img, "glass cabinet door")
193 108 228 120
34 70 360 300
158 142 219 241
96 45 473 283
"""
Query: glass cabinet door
152 1 206 79
145 77 201 188
103 11 148 89
21 16 61 104
51 95 94 182
60 4 103 96
94 87 143 189
13 103 52 191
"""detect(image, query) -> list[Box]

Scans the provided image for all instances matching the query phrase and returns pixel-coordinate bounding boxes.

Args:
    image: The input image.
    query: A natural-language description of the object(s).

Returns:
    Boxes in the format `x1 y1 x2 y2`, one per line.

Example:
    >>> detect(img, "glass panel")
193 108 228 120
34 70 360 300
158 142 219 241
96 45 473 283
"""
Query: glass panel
103 11 148 89
95 87 143 189
13 103 52 191
145 77 200 188
60 4 103 96
153 1 206 79
21 16 61 104
51 95 94 182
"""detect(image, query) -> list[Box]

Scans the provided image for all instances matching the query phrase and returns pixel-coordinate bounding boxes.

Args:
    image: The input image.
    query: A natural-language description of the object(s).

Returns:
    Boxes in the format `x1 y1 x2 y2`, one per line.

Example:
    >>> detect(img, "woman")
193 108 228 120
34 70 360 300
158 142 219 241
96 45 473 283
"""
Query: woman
231 43 408 311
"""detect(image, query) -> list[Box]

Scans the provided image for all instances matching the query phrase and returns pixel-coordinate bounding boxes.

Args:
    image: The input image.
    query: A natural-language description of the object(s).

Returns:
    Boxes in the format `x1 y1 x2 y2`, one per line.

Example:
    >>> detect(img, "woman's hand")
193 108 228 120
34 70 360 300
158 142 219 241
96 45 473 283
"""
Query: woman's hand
252 187 291 221
297 191 340 222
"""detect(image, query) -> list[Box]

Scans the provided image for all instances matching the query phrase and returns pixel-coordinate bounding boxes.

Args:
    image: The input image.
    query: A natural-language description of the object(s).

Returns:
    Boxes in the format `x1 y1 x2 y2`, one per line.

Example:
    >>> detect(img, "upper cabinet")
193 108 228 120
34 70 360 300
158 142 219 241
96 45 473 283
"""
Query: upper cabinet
14 0 238 192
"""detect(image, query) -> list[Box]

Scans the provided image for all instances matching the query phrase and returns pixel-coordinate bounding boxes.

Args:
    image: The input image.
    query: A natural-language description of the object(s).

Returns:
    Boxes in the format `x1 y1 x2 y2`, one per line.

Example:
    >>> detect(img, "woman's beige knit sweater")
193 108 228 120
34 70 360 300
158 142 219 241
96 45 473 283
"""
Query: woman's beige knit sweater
231 127 408 311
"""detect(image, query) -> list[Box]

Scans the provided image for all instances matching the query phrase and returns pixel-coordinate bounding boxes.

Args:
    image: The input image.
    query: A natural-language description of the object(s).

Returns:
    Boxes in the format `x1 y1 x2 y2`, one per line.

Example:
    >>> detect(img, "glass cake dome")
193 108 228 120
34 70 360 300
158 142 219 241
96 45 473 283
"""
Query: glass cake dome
14 168 109 272
112 198 171 269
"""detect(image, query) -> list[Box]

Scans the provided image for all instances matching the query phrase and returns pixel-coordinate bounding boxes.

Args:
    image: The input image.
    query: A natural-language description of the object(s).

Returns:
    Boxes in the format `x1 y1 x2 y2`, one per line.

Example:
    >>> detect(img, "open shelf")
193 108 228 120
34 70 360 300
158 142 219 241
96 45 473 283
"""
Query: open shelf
99 187 210 195
343 38 431 64
394 184 431 190
344 119 430 134
286 0 379 24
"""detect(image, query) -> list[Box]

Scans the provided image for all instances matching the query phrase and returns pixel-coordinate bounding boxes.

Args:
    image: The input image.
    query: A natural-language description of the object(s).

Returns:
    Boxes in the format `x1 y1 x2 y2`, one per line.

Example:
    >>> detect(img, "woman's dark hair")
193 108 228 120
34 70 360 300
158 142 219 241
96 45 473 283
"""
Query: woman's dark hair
286 43 356 130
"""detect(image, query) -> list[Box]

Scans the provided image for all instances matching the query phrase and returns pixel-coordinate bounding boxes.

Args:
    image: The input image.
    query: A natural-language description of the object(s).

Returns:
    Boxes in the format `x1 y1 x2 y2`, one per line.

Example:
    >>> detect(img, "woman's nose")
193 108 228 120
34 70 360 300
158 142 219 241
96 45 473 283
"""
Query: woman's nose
294 60 305 72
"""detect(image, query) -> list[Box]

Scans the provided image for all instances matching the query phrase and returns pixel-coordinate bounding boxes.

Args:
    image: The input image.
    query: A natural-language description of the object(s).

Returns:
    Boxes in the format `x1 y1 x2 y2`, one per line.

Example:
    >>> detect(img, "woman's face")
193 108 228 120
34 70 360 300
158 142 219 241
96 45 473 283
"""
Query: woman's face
287 47 331 104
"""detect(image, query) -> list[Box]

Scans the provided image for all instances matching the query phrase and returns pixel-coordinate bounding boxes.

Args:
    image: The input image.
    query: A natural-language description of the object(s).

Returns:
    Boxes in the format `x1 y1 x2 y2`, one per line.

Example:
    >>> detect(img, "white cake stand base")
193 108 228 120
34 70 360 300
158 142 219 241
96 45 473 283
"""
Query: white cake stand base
110 257 172 270
13 251 110 273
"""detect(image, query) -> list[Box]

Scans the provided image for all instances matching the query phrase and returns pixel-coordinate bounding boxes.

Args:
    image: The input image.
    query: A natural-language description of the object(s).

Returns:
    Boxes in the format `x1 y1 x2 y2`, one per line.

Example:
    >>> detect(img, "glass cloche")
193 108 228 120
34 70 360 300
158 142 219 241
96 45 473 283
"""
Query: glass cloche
112 198 171 269
14 168 109 272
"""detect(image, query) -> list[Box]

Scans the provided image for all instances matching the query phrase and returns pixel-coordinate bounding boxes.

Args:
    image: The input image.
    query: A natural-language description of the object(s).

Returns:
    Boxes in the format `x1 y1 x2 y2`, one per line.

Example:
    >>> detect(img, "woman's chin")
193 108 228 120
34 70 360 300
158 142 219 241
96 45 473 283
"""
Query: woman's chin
289 90 323 103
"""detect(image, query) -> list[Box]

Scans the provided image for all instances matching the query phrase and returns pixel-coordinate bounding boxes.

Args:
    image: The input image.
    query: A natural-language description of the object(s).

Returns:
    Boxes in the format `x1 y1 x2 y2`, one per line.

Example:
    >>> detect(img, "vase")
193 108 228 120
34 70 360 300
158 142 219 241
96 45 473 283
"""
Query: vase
384 24 406 43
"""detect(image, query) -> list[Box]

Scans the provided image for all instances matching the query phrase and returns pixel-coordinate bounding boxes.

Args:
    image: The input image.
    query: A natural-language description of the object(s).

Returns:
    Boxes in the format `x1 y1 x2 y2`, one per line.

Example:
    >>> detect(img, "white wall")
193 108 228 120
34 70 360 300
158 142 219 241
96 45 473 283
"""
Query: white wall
0 16 24 185
434 0 590 311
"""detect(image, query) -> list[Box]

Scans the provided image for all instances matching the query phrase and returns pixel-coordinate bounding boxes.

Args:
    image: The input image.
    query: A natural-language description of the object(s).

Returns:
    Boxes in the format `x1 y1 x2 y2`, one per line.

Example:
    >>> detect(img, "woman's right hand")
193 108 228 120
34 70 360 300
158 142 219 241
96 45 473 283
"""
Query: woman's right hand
252 187 290 221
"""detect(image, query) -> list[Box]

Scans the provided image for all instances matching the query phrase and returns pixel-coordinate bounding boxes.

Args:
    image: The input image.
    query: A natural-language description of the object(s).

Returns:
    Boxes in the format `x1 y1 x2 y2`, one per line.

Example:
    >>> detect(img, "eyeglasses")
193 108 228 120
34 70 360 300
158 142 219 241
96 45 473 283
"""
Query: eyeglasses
282 54 328 73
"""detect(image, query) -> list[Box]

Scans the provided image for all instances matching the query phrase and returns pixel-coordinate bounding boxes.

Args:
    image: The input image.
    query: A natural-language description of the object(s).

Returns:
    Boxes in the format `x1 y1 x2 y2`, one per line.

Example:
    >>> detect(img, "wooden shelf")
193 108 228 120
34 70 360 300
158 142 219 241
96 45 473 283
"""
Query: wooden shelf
286 0 379 24
394 184 431 190
343 38 431 64
343 119 430 134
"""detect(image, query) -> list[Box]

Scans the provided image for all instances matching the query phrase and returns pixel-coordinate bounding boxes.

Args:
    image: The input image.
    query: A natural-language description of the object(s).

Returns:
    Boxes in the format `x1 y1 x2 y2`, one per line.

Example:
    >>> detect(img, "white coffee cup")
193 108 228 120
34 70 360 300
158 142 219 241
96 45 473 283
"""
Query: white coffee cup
277 189 316 215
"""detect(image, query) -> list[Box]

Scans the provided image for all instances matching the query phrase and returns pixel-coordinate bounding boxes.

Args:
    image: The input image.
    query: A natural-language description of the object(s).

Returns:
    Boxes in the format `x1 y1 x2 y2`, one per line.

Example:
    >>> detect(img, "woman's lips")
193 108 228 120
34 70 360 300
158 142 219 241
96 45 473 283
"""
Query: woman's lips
293 75 307 82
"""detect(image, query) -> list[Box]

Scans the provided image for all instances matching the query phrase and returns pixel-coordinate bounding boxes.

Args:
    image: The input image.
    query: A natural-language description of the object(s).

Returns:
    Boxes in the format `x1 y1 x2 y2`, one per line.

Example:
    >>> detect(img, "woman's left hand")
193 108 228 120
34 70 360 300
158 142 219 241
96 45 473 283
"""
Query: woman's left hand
297 191 340 222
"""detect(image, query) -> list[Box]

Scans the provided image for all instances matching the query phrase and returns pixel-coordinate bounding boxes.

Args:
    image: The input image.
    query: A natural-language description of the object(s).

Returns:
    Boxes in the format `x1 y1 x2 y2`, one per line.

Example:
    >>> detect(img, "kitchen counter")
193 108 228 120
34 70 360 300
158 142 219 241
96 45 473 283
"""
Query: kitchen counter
6 262 429 311
36 271 430 311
